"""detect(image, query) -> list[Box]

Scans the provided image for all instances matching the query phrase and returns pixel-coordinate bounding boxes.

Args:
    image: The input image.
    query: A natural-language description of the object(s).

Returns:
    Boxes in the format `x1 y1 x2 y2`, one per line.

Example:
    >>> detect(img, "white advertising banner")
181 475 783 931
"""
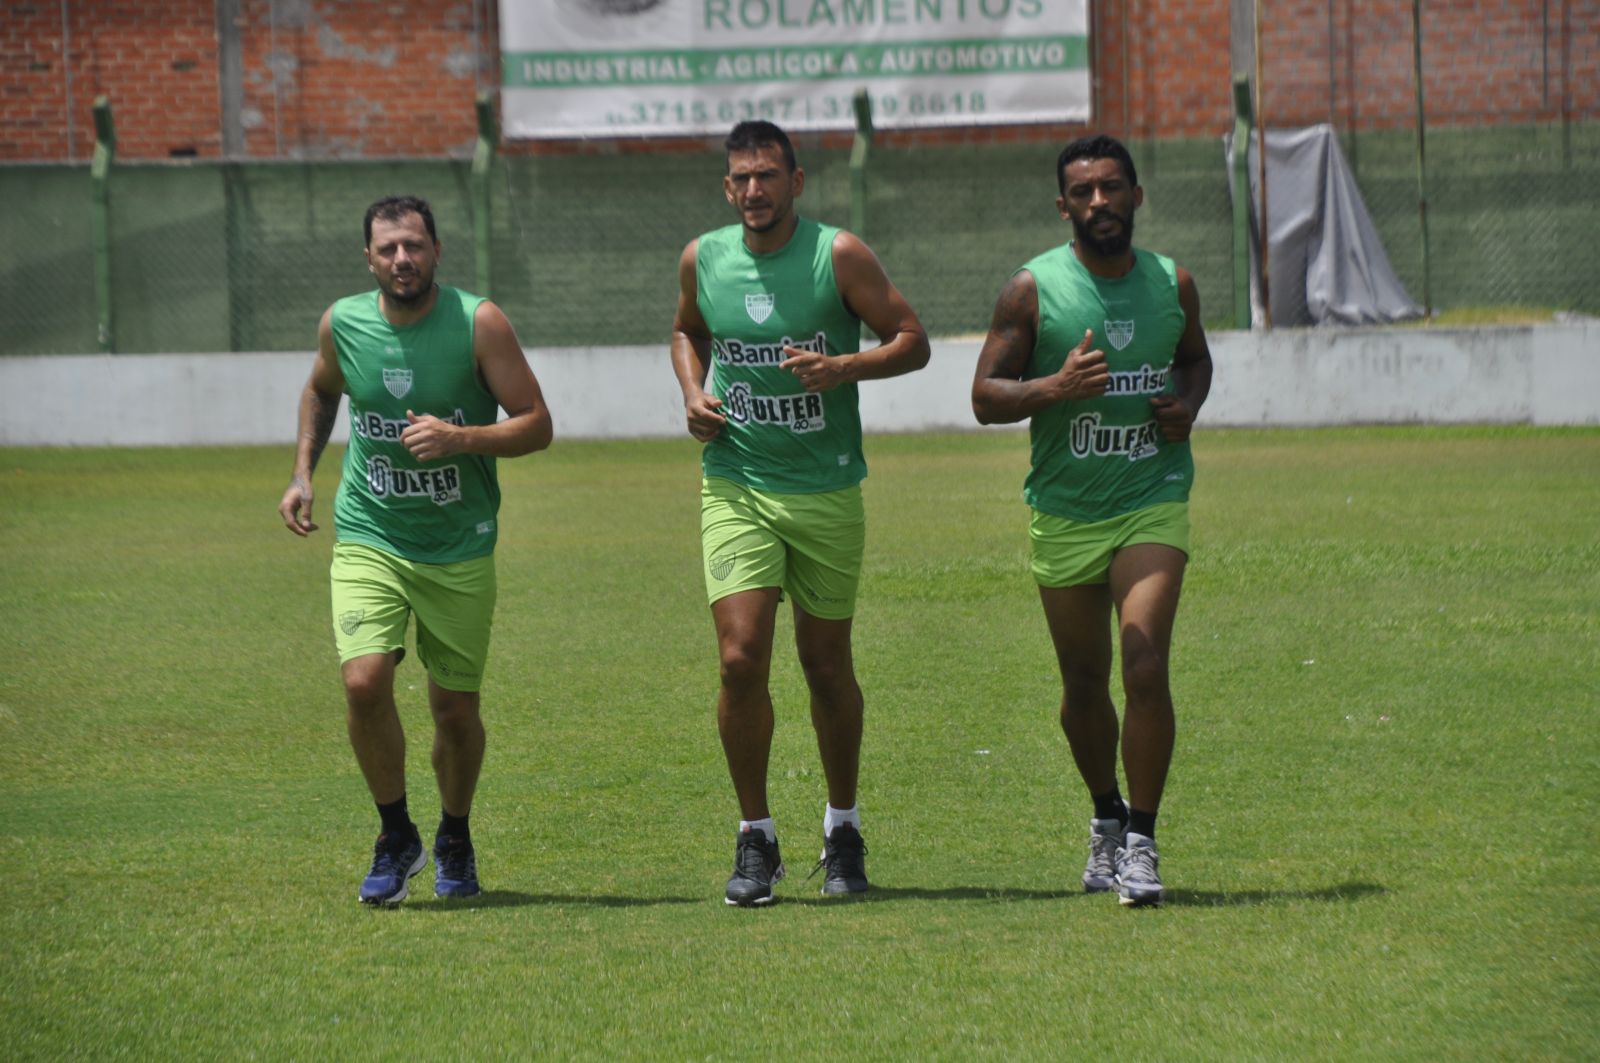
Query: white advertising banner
498 0 1089 138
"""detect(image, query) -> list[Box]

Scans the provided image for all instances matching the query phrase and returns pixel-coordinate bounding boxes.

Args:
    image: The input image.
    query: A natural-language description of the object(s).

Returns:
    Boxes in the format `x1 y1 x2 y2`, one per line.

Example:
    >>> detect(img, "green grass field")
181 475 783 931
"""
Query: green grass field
2 427 1597 1059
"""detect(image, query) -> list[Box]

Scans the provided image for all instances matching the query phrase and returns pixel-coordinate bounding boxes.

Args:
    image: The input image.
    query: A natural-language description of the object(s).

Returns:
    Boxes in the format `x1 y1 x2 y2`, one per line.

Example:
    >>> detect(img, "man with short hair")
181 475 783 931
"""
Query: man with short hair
972 134 1213 907
278 194 553 906
671 121 930 906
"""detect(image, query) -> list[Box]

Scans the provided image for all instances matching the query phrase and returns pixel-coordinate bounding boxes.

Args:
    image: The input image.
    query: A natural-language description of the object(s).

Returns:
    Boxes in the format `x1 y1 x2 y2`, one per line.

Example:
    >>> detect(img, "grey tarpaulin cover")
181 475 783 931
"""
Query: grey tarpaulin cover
1224 124 1422 326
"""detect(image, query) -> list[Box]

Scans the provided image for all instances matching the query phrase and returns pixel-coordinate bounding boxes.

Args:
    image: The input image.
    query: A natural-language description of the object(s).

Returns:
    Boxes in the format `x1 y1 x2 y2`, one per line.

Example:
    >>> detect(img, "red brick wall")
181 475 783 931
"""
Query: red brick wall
2 0 222 160
1260 0 1594 131
3 0 1594 162
232 0 491 158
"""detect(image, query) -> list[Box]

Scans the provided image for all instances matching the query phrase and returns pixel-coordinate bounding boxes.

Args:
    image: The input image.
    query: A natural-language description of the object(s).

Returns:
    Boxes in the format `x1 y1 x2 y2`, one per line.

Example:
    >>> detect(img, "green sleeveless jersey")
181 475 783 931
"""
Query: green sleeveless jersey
1022 243 1193 521
329 285 502 564
696 217 866 494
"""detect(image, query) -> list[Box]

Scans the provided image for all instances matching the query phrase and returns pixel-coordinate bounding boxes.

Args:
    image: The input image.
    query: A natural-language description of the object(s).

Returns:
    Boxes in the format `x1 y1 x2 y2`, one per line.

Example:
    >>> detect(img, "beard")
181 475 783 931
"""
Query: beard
1072 207 1135 257
741 199 790 235
380 267 433 307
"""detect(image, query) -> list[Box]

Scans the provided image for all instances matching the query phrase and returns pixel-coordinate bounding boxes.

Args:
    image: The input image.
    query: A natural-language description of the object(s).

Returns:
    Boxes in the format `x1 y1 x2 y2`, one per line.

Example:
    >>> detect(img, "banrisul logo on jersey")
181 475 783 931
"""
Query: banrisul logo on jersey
383 368 414 398
713 331 826 367
723 381 825 434
352 407 466 443
745 293 775 324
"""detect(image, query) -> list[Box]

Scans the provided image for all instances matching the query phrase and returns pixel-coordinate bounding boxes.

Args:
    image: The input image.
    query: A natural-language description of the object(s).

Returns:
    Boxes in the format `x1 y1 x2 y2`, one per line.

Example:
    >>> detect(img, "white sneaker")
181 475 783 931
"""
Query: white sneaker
1083 818 1125 893
1115 833 1165 907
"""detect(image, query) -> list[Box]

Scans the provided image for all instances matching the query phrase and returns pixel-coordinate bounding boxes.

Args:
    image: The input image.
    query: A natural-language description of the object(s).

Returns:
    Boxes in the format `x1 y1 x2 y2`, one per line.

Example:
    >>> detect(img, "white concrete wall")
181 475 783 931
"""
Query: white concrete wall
2 322 1594 446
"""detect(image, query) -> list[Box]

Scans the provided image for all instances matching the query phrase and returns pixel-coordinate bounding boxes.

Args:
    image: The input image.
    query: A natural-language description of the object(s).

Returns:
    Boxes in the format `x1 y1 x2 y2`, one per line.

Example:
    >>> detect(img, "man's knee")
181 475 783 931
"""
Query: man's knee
342 660 394 715
430 688 481 732
798 649 855 702
719 638 771 693
1059 653 1112 705
1121 648 1171 709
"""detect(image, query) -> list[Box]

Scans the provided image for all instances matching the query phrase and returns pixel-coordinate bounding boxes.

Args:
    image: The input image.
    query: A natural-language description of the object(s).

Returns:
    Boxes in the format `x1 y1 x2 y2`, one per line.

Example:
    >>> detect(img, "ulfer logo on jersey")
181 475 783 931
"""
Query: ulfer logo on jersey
745 293 775 324
383 368 413 399
1104 319 1135 350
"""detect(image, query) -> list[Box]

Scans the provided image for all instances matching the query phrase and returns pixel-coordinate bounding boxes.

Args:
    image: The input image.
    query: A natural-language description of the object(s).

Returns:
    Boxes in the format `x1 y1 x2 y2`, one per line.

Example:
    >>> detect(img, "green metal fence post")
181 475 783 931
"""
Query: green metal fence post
1230 74 1253 330
849 88 873 241
472 91 498 300
91 95 116 352
850 89 873 343
1410 0 1432 319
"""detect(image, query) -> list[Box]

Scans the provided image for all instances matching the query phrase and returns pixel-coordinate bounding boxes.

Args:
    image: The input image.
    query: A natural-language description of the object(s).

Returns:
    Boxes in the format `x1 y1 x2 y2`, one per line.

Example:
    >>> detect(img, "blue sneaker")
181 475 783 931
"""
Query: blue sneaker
358 831 426 906
433 835 481 898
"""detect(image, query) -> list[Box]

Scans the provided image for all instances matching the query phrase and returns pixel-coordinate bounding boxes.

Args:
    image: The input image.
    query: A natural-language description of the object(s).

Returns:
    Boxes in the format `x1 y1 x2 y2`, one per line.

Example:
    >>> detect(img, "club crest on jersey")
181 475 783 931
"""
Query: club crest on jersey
1104 319 1135 351
382 367 413 399
745 293 775 324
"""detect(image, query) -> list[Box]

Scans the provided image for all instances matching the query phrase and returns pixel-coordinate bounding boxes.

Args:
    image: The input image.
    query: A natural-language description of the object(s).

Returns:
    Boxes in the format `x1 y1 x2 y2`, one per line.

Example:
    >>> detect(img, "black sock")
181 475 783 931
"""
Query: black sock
376 795 412 839
1092 788 1128 825
438 810 471 844
1128 807 1158 840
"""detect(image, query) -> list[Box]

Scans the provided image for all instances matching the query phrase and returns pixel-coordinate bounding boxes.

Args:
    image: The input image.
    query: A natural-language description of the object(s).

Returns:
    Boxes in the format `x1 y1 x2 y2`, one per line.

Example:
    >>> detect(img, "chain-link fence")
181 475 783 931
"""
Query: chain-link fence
2 123 1595 355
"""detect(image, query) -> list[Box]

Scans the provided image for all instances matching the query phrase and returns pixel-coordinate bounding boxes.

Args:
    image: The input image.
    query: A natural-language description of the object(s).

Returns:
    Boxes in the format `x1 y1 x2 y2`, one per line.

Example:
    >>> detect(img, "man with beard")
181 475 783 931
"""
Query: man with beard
671 121 929 906
278 195 553 905
971 135 1212 907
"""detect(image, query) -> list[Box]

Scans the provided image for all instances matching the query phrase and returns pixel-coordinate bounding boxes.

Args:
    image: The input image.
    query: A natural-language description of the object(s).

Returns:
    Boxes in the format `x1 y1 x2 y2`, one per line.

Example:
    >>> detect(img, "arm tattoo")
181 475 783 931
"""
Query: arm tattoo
988 277 1037 378
304 390 339 473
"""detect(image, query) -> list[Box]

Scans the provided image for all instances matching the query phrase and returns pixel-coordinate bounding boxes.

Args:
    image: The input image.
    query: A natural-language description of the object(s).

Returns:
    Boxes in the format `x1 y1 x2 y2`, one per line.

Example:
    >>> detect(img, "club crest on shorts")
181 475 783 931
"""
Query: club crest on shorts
745 293 775 324
383 368 413 399
710 554 737 581
1104 319 1135 351
339 609 365 635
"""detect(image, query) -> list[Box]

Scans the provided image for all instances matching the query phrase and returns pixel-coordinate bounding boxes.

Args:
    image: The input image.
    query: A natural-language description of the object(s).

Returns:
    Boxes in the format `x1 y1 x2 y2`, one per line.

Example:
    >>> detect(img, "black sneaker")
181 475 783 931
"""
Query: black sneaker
358 829 426 906
725 827 784 907
810 823 869 896
433 835 481 899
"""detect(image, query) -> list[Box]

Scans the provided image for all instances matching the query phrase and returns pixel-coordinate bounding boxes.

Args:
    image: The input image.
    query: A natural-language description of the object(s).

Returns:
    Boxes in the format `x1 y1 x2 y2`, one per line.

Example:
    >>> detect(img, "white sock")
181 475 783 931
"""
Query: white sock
823 804 860 836
739 817 776 843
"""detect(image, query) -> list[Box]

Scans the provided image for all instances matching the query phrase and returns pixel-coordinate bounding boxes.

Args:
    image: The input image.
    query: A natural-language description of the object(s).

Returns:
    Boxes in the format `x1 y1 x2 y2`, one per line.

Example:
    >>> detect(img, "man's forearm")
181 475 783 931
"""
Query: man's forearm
839 328 931 383
671 333 712 399
295 387 340 477
456 410 552 458
1173 357 1212 416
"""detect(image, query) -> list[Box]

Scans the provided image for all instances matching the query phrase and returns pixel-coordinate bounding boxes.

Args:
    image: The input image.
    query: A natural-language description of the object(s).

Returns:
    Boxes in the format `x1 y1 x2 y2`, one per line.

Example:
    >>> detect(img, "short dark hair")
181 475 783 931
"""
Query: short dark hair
363 195 438 247
725 121 797 173
1056 135 1139 194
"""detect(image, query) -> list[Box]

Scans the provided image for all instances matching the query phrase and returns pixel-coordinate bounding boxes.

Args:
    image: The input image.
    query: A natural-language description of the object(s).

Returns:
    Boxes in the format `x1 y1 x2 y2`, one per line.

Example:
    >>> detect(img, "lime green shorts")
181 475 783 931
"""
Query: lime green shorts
701 477 865 620
329 541 497 692
1030 501 1190 588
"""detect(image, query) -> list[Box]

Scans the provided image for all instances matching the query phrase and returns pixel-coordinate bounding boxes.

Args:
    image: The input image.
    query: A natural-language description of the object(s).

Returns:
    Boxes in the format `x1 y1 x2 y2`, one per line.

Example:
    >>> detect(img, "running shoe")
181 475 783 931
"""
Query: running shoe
810 823 870 896
725 827 784 907
1083 817 1126 893
1115 834 1165 907
358 830 426 906
433 835 481 899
